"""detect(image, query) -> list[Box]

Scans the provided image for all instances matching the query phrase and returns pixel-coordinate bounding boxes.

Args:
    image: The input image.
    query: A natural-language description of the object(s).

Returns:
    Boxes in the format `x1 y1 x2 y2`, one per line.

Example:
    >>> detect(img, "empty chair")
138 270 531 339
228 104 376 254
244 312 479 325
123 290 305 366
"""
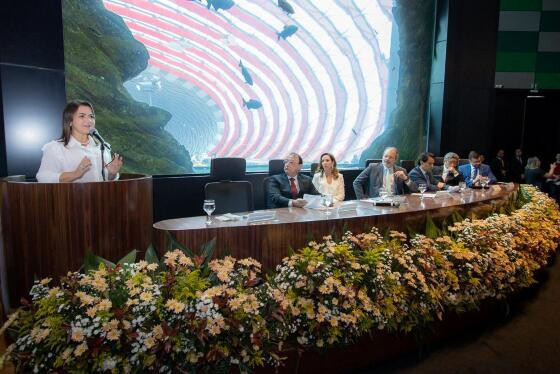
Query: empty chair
310 162 319 176
365 159 382 168
205 157 253 214
205 181 253 214
400 160 415 173
210 157 246 181
268 159 284 176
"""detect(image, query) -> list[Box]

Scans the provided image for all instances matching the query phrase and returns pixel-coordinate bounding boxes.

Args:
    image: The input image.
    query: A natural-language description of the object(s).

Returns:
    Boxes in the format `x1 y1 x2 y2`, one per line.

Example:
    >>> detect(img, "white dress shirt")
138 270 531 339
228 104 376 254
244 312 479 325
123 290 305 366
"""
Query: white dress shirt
383 165 395 194
312 172 345 202
36 136 116 183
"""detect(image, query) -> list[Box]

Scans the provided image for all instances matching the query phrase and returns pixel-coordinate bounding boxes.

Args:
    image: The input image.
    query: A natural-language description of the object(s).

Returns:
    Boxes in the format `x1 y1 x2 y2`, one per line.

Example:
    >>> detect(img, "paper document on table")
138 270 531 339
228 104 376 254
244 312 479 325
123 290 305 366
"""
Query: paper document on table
215 213 242 222
411 193 437 198
303 194 323 209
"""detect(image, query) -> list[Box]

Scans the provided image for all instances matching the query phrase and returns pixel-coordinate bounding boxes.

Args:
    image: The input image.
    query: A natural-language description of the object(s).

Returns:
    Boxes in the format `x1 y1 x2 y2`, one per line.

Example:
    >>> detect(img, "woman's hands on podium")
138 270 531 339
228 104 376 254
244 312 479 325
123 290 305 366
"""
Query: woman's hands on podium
106 153 123 180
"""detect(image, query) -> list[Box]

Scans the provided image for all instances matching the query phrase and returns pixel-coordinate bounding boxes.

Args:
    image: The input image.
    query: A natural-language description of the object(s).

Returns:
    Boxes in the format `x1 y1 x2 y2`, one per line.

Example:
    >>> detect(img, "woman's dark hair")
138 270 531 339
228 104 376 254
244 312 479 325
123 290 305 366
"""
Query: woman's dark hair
60 100 95 146
317 152 339 178
416 152 434 166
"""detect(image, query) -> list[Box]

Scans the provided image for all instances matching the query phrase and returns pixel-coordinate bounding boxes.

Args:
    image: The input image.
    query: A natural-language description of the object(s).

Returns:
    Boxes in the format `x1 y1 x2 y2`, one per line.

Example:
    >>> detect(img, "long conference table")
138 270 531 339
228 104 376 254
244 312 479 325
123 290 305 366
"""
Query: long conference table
154 184 517 271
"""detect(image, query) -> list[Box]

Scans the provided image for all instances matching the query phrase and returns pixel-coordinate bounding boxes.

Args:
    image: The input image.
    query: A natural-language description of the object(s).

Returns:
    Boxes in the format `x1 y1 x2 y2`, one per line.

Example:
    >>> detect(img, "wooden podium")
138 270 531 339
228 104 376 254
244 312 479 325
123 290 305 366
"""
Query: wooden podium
1 173 153 307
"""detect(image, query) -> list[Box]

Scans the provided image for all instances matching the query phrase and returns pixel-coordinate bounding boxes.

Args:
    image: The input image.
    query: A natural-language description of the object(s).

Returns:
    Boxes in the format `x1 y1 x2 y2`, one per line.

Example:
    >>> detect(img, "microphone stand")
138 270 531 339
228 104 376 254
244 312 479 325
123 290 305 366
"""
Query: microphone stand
100 141 106 181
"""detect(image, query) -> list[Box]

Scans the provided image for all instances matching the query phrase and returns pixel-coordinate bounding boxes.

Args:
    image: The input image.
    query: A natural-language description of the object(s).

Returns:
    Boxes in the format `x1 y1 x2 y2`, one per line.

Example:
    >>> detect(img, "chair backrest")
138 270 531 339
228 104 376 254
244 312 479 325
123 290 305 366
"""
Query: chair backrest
458 158 469 166
310 162 319 176
3 175 26 182
263 176 273 208
269 159 284 176
400 160 415 173
434 156 444 166
365 159 382 168
210 158 246 181
204 181 253 214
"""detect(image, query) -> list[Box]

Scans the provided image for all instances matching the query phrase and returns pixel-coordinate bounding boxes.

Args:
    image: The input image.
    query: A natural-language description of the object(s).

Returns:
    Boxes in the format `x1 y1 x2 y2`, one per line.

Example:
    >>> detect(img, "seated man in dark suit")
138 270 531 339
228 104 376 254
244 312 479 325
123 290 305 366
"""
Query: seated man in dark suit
458 150 497 187
353 147 417 199
490 149 508 182
266 152 319 208
408 152 445 191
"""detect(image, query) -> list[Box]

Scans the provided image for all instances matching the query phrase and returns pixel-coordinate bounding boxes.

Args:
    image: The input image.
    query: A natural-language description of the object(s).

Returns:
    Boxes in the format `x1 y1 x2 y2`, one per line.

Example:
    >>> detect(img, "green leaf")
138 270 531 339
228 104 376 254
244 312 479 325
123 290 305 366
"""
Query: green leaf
200 237 217 266
165 231 194 258
424 215 440 239
144 244 159 265
83 251 115 274
117 249 138 265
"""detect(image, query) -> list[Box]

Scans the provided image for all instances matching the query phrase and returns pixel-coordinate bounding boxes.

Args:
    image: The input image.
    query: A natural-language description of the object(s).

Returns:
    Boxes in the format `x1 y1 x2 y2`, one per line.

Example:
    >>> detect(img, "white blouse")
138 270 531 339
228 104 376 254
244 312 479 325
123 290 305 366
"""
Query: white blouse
312 172 345 202
36 136 115 183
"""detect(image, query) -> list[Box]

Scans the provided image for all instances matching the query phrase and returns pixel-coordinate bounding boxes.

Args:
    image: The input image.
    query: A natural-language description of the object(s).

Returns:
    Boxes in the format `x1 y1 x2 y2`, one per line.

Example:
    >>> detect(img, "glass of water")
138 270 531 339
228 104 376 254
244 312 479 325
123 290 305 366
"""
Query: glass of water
459 181 466 192
379 187 388 200
203 199 215 225
418 183 427 199
480 176 489 189
322 193 333 215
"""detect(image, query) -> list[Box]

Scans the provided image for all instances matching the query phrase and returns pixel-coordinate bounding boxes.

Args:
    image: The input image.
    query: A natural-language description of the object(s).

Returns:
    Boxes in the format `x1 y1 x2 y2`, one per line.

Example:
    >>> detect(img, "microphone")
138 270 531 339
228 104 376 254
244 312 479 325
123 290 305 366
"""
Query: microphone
88 129 111 150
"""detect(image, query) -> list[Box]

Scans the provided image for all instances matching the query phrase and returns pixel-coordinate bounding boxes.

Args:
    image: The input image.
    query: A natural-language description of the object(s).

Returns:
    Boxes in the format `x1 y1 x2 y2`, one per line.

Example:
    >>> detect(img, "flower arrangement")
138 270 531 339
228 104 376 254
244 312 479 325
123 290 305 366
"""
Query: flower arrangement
1 186 559 372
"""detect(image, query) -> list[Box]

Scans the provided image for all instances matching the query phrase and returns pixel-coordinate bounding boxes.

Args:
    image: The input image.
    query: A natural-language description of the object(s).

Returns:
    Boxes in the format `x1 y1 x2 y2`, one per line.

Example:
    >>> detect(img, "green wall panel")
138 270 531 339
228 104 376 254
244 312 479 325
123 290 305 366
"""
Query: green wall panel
500 0 542 11
497 52 537 70
536 52 560 72
540 11 560 31
535 72 560 88
497 31 539 51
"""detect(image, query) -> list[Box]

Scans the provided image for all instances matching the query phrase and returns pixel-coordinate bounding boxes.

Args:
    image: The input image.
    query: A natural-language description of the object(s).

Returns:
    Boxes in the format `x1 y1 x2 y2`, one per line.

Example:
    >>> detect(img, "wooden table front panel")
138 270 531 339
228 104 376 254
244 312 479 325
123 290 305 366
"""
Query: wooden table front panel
154 186 516 271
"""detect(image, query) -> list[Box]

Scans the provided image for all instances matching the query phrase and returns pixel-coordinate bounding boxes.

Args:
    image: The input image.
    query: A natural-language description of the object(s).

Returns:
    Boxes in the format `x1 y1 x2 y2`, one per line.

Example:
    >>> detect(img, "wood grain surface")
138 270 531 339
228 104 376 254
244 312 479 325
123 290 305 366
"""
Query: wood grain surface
154 185 517 271
1 174 153 307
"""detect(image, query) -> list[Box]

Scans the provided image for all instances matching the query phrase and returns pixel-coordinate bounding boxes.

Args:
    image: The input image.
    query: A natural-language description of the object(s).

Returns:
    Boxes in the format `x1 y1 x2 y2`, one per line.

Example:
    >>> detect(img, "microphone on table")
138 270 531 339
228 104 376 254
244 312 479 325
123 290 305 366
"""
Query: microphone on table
88 129 111 150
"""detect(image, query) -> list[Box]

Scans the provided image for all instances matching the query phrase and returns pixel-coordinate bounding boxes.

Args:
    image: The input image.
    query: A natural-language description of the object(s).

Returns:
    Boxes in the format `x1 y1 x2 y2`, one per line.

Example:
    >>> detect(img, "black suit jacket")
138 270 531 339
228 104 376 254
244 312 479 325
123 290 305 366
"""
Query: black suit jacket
266 173 318 208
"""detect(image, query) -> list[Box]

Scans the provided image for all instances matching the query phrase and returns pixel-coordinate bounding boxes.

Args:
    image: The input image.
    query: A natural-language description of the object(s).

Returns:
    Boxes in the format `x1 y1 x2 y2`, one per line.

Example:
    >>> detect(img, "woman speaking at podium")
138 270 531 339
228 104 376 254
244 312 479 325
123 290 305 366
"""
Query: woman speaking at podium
36 100 123 182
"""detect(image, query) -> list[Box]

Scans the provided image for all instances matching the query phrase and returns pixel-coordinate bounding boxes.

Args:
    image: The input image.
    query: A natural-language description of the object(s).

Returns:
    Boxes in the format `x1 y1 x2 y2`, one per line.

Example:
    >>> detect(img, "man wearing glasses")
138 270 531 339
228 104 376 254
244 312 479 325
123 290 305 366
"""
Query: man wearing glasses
266 152 319 208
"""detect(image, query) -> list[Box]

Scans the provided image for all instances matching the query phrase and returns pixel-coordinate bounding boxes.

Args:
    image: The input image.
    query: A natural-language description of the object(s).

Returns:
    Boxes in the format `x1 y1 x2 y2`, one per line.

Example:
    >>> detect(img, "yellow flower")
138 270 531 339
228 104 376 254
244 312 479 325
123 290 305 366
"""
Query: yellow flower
97 299 112 311
106 329 121 341
122 320 131 330
74 342 88 357
147 263 159 271
86 307 97 318
71 327 85 342
61 347 73 361
91 277 108 292
144 336 156 349
40 277 52 285
139 292 153 302
165 299 185 313
152 325 164 340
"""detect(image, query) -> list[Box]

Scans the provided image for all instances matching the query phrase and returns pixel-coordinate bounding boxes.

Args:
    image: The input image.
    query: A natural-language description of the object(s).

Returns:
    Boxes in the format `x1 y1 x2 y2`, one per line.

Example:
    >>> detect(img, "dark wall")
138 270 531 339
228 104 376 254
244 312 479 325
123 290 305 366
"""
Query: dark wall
0 1 66 177
430 0 501 159
153 169 362 221
493 89 560 163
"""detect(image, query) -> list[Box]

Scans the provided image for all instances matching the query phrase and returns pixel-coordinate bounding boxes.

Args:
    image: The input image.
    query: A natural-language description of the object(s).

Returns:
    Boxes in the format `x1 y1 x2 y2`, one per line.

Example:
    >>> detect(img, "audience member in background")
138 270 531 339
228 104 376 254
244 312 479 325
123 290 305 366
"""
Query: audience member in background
544 153 560 202
266 152 318 208
510 148 525 183
524 157 545 189
353 147 417 199
312 152 345 203
458 150 497 187
408 152 445 191
491 149 508 182
440 152 464 186
36 100 123 183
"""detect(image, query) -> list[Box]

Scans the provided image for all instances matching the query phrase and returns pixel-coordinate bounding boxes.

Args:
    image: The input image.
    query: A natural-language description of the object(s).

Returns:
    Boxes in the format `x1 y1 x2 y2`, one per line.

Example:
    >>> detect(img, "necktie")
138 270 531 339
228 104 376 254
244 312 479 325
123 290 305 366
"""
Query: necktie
290 177 298 199
471 167 478 180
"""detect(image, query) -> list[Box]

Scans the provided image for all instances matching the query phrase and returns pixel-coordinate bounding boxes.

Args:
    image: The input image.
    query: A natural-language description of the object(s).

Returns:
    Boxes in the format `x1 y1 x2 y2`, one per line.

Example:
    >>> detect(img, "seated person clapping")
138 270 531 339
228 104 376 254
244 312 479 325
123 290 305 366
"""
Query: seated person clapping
458 151 497 187
408 152 445 191
353 147 417 199
440 152 464 186
266 152 319 208
312 152 345 203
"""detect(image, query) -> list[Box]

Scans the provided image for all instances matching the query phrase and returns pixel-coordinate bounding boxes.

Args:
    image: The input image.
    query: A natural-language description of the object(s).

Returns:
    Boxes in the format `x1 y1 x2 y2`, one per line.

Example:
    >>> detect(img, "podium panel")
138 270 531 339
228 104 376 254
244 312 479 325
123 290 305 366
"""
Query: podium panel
1 173 152 306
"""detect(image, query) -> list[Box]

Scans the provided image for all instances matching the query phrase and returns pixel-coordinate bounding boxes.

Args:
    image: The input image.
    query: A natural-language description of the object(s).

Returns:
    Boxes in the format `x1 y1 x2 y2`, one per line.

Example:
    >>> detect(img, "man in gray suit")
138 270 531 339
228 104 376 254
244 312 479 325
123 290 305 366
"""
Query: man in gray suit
266 152 319 208
353 147 417 199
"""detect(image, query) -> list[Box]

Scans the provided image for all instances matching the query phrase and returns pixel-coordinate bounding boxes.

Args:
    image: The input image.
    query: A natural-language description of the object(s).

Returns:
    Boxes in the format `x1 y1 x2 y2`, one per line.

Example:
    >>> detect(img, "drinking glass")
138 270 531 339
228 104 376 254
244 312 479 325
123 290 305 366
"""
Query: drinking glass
480 176 489 189
418 183 427 199
321 193 334 215
203 199 215 225
458 181 466 192
379 187 388 200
